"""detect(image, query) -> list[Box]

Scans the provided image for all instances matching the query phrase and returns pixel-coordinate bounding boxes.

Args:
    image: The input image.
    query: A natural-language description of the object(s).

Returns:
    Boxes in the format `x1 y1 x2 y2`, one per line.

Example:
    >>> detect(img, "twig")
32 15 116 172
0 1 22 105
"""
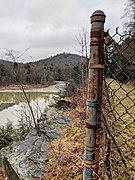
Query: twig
104 138 112 180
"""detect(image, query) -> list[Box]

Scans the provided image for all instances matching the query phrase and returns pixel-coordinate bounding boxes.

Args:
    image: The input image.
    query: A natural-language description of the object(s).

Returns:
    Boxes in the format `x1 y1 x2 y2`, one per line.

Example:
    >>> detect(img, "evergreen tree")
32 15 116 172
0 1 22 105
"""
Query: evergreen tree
123 0 135 34
0 122 13 149
106 41 129 83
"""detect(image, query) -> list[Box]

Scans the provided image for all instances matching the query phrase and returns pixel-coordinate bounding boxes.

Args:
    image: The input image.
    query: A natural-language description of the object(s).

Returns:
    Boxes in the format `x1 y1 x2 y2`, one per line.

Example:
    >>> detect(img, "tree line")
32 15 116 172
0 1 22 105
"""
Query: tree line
105 0 135 83
0 53 86 87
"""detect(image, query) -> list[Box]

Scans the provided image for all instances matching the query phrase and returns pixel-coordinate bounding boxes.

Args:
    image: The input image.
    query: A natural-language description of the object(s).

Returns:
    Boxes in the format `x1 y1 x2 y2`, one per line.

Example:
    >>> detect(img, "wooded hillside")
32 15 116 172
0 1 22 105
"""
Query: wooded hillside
0 53 86 85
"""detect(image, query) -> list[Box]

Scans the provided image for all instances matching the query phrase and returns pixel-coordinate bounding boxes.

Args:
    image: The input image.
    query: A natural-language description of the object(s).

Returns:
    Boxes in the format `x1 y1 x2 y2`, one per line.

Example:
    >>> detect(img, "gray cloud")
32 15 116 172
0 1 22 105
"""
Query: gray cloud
0 0 127 62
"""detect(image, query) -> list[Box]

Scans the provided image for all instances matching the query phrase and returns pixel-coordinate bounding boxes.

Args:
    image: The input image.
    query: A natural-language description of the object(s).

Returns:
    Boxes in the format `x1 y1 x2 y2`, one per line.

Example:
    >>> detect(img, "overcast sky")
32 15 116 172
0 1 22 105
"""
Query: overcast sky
0 0 127 62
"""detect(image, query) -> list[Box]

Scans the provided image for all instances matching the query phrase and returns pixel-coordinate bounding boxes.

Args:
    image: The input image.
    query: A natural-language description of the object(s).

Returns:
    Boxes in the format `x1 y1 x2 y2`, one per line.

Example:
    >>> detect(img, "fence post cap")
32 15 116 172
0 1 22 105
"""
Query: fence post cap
91 10 106 23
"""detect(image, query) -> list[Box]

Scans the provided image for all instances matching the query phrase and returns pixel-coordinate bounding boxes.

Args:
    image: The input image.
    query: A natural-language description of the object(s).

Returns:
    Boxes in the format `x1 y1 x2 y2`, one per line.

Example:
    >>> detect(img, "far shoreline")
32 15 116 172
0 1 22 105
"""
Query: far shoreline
0 82 56 90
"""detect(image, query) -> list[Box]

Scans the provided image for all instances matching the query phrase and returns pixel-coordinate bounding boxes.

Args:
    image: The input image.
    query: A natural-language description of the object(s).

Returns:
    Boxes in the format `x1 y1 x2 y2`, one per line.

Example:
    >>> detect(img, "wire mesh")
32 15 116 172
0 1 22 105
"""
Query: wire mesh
99 30 135 180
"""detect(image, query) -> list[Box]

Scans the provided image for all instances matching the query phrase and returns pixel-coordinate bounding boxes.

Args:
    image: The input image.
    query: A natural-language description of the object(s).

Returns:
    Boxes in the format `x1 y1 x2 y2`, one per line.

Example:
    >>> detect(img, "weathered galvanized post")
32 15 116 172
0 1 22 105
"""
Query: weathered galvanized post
83 10 106 179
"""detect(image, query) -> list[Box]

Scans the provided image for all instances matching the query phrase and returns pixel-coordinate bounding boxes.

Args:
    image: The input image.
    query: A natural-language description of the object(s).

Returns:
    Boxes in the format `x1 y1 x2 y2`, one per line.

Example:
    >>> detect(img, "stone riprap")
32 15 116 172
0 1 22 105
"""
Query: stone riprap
0 103 15 112
1 107 72 180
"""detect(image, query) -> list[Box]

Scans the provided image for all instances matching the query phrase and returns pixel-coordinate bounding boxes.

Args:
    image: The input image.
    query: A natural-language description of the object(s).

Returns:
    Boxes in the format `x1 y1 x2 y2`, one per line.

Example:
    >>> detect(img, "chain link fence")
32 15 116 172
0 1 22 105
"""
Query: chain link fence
99 30 135 179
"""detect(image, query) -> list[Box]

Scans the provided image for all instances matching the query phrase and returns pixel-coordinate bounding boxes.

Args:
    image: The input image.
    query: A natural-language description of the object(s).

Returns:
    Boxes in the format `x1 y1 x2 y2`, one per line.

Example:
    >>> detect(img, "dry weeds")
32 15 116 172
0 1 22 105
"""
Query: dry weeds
46 91 86 180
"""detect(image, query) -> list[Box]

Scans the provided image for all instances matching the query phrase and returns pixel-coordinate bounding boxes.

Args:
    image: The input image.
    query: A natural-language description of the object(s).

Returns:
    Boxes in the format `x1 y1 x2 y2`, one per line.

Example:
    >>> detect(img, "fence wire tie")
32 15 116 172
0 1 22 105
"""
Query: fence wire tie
89 63 105 69
84 160 99 169
85 146 95 151
86 122 100 130
85 146 100 152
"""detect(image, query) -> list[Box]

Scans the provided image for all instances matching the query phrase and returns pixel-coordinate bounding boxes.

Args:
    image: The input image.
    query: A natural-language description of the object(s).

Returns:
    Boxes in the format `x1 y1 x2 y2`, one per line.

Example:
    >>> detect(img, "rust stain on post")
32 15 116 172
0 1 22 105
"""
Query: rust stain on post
83 10 106 180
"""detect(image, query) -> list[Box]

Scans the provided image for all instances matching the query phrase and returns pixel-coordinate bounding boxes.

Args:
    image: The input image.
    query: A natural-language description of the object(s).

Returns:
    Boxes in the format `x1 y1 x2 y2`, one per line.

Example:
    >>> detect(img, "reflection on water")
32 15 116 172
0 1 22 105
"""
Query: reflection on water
0 91 59 127
0 91 60 104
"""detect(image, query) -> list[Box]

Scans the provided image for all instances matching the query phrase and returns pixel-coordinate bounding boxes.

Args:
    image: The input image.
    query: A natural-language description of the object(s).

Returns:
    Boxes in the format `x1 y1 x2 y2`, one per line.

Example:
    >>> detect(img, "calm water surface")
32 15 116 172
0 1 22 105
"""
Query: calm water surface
0 82 65 127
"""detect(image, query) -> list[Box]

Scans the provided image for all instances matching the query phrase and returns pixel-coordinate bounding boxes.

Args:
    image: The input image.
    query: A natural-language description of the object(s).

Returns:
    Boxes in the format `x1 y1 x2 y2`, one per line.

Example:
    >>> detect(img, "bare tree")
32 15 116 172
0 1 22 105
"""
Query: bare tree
2 49 40 136
76 28 89 98
122 0 135 34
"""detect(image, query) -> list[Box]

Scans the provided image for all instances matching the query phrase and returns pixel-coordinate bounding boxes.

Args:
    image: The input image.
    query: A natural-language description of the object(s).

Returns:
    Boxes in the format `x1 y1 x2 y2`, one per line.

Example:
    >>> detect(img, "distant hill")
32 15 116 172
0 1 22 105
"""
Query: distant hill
0 53 86 85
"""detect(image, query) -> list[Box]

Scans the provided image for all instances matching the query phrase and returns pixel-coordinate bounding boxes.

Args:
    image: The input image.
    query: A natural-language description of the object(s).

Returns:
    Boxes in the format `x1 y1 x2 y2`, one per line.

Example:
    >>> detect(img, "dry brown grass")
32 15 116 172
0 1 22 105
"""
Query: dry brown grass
101 79 135 179
46 91 86 180
0 157 5 180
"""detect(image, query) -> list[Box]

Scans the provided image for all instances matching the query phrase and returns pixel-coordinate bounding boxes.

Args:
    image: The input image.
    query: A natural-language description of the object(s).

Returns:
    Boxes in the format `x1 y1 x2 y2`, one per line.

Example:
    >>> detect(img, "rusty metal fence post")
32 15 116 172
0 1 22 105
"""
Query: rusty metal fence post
83 10 106 179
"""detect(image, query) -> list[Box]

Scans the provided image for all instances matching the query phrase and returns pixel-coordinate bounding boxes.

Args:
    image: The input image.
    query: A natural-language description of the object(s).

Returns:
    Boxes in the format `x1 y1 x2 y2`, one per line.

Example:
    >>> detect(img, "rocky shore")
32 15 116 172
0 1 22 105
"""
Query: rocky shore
0 103 15 112
1 106 72 179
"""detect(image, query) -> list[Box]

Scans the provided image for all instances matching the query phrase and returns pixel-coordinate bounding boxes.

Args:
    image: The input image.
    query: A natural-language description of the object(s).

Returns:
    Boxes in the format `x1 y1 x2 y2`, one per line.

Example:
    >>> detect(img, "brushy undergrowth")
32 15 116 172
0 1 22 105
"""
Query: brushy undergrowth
0 156 5 180
0 120 29 180
46 80 135 179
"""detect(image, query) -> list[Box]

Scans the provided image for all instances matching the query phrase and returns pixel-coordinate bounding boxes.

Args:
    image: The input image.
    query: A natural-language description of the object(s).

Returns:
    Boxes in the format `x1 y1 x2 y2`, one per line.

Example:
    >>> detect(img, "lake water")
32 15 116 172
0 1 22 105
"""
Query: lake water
0 82 65 127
